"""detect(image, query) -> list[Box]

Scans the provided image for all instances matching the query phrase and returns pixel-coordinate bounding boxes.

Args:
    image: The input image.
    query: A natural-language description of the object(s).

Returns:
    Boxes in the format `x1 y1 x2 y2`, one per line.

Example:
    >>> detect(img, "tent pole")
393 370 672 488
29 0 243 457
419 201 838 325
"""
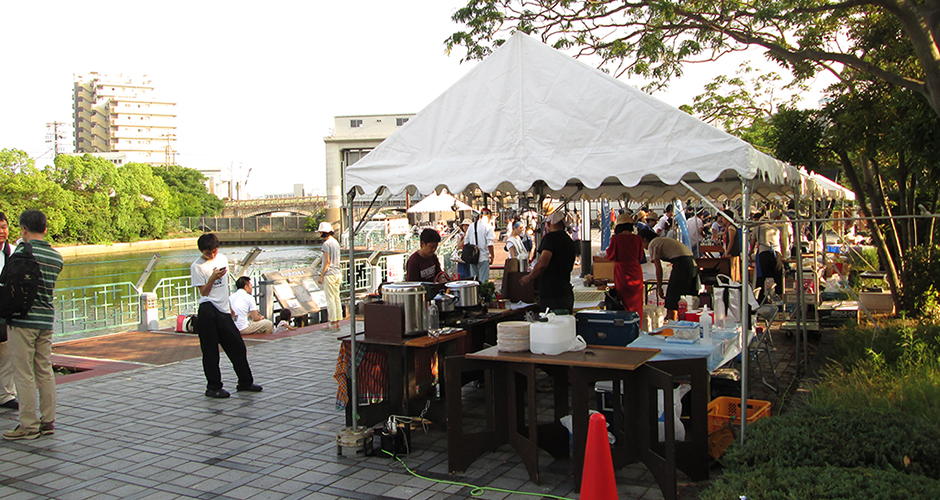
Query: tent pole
347 189 359 430
795 188 804 376
740 179 752 444
580 198 592 277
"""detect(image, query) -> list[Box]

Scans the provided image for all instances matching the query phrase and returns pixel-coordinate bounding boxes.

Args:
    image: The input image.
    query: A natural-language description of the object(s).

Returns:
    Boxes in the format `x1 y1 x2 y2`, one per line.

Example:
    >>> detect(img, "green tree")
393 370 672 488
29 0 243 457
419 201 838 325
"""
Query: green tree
111 163 172 240
151 165 223 218
447 0 940 118
0 149 72 242
50 154 117 243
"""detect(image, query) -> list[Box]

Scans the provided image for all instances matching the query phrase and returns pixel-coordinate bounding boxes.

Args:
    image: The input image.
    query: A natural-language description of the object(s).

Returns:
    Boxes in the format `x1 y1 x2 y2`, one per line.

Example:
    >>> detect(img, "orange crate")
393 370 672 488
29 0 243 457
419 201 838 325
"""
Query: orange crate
707 397 771 434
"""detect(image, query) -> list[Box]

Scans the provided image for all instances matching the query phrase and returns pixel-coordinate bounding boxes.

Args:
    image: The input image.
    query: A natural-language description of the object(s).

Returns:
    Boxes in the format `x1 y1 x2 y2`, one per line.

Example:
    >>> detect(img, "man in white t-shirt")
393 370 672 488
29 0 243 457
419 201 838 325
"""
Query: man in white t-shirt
230 277 273 335
686 209 705 258
653 204 674 235
191 234 261 399
462 211 496 282
0 212 17 411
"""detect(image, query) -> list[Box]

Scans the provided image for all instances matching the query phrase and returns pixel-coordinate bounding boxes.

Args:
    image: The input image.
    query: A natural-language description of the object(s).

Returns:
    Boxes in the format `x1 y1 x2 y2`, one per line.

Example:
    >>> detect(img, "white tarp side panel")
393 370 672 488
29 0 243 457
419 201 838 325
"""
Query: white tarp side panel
345 32 794 198
405 190 473 213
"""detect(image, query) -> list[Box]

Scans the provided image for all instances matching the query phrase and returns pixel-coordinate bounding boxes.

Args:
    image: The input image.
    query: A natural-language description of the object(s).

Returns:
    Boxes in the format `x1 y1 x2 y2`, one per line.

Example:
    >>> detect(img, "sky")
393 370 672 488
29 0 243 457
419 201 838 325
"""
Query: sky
1 1 833 198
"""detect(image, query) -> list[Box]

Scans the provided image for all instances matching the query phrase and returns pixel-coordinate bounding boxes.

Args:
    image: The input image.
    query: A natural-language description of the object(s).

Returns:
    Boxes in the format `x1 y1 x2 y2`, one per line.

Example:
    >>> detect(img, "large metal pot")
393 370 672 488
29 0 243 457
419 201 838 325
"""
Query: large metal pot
382 282 428 334
446 280 480 308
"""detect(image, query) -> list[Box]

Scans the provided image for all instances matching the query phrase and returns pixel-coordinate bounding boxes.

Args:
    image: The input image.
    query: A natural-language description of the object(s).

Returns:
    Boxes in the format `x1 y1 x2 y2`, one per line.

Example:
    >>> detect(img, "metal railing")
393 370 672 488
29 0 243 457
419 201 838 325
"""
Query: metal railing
178 216 310 233
52 256 398 338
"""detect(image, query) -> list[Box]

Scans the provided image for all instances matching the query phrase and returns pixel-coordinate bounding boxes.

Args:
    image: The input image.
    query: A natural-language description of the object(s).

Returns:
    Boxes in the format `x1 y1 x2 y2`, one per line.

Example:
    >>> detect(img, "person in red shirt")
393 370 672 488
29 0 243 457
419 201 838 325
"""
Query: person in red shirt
606 213 646 323
406 228 447 282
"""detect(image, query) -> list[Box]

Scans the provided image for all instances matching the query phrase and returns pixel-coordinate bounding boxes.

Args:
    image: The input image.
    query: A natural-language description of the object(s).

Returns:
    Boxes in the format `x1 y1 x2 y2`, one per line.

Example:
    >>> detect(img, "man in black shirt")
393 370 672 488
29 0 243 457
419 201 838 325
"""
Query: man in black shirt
520 210 575 312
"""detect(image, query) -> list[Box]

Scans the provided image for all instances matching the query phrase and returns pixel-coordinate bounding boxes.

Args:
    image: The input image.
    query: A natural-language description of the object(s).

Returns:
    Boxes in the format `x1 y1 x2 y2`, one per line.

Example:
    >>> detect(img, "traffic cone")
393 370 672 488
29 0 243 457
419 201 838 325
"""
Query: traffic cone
580 412 618 499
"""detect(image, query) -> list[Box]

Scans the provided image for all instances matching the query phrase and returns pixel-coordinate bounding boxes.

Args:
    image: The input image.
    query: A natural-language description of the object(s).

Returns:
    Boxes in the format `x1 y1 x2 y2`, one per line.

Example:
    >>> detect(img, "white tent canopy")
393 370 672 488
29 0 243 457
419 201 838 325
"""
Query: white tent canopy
406 190 473 213
345 32 801 202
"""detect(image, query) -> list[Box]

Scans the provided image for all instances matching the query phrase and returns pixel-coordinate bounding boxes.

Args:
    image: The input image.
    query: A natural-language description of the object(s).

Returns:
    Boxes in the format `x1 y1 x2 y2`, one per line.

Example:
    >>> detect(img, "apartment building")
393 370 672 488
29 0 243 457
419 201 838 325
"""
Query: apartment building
323 114 414 226
73 72 177 166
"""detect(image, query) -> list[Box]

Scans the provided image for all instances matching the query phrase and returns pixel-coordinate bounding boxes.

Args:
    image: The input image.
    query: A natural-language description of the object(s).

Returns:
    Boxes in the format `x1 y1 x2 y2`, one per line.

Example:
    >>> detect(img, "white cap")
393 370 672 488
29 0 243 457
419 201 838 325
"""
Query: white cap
547 210 567 226
317 222 334 232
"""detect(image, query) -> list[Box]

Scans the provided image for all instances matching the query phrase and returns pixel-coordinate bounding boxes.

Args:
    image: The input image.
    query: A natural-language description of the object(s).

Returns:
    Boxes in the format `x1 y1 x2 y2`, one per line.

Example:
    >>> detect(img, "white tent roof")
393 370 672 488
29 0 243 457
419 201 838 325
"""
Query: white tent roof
406 190 473 213
345 33 800 203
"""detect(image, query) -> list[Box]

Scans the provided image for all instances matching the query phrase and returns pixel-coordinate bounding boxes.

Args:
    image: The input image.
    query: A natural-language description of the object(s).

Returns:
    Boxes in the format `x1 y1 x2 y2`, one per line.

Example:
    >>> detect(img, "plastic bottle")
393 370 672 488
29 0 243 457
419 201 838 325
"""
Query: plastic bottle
699 305 712 340
677 297 688 321
713 294 726 329
428 301 440 331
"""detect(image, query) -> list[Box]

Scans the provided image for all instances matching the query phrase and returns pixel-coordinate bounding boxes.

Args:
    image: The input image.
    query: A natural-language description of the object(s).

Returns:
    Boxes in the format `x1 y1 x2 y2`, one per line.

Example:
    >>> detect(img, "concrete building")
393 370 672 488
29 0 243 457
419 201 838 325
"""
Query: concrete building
323 114 413 227
73 72 177 166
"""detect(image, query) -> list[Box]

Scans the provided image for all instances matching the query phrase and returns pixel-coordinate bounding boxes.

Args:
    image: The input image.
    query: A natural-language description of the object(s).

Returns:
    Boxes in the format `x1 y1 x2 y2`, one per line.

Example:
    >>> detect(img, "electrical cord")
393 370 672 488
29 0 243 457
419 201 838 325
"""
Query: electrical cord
379 449 576 499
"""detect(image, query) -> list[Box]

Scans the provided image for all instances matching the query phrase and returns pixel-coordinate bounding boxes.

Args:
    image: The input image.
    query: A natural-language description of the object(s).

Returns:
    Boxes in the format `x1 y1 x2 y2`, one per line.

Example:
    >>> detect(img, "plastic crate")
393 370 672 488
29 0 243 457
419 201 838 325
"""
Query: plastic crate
707 397 771 434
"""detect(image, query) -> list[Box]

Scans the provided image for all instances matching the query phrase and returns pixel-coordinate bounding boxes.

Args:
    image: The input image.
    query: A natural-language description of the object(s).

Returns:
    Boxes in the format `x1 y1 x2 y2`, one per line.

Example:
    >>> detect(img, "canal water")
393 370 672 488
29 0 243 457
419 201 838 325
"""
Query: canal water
58 244 324 292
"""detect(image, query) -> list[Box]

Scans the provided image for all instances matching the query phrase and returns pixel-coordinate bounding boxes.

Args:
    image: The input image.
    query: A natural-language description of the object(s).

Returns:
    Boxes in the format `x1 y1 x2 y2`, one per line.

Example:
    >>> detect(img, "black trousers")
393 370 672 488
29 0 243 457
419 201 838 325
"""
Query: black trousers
197 301 254 391
540 288 574 314
757 251 783 304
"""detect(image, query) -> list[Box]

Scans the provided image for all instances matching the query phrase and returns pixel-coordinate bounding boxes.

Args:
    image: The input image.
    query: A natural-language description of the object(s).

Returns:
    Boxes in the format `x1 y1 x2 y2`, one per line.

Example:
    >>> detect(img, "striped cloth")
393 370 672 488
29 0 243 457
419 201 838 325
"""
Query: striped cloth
334 340 387 409
7 239 63 331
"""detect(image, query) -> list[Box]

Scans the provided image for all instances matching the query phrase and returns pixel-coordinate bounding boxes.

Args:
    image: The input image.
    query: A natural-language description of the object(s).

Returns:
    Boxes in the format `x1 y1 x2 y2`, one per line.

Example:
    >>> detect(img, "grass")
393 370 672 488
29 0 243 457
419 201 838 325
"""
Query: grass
810 318 940 426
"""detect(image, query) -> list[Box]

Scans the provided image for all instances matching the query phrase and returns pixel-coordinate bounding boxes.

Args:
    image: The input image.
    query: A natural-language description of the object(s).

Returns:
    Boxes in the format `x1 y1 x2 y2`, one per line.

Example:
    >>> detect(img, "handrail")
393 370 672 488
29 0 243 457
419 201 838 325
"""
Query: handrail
52 255 397 338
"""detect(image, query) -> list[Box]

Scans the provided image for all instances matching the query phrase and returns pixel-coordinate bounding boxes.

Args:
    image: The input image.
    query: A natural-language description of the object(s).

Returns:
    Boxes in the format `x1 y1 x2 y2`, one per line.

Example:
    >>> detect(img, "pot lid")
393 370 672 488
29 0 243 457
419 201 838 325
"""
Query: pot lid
446 280 480 289
383 282 427 293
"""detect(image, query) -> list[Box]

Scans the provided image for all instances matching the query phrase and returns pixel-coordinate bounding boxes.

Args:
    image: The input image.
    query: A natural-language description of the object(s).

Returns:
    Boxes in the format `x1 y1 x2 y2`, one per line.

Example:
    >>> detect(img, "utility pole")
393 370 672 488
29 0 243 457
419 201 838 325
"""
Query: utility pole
161 133 176 169
45 121 70 159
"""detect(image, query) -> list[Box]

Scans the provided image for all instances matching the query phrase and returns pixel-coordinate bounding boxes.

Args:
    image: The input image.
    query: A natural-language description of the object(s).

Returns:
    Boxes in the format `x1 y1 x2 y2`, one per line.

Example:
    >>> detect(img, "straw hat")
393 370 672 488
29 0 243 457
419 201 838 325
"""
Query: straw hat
547 210 568 227
460 218 472 226
317 222 334 233
615 213 634 226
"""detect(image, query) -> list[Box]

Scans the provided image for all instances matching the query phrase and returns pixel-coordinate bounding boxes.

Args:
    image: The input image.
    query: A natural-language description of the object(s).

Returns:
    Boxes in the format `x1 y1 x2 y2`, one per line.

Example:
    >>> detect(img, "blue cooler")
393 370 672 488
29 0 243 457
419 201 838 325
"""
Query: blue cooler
575 310 640 346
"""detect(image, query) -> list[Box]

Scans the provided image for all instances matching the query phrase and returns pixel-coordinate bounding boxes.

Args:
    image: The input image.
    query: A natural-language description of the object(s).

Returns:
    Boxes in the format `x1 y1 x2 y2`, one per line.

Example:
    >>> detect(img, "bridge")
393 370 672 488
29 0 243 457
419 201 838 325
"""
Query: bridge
221 196 328 217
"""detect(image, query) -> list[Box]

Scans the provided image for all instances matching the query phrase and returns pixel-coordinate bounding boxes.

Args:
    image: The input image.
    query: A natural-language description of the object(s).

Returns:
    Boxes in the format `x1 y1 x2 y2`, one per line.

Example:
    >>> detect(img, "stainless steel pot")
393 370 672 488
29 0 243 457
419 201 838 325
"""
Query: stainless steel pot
433 292 457 313
446 280 480 308
382 282 428 334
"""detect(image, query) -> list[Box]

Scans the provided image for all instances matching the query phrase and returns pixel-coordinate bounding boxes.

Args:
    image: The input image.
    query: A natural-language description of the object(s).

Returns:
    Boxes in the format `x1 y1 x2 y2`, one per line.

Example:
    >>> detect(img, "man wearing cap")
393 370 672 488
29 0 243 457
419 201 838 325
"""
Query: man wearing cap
520 210 576 312
317 222 342 330
463 211 496 282
639 228 699 321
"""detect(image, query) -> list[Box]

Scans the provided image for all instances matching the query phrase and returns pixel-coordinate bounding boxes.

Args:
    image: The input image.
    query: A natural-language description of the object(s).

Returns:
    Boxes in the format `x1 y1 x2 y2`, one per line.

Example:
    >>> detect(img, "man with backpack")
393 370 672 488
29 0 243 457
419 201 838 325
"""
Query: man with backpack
3 210 63 440
0 212 18 412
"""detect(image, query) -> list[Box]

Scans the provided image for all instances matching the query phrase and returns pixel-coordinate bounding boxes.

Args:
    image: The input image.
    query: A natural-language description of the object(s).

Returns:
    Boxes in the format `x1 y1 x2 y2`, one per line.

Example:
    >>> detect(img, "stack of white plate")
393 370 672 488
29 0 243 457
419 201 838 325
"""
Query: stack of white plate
496 321 531 352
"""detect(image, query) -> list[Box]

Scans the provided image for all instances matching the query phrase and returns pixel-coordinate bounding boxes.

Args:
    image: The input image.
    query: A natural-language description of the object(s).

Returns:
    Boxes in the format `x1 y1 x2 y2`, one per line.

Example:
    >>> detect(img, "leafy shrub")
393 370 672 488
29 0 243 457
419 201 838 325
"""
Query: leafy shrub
900 244 940 315
701 465 940 500
720 406 940 479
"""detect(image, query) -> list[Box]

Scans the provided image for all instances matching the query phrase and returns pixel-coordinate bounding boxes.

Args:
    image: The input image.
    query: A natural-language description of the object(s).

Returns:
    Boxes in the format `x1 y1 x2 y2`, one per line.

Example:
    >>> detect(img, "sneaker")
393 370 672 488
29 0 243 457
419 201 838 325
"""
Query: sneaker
236 384 263 392
0 399 17 410
40 423 55 436
205 389 231 399
3 426 41 441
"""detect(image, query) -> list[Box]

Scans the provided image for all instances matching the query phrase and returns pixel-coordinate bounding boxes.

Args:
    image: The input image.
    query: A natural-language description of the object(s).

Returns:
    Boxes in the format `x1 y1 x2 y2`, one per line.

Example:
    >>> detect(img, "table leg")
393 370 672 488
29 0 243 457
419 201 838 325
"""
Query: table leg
639 364 678 500
445 355 508 474
648 358 710 481
508 362 541 484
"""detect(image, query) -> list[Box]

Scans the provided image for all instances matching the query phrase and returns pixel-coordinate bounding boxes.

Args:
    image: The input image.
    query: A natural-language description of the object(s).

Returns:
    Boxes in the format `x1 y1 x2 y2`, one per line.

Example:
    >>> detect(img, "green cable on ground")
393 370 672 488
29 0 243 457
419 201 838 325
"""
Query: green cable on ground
380 449 575 500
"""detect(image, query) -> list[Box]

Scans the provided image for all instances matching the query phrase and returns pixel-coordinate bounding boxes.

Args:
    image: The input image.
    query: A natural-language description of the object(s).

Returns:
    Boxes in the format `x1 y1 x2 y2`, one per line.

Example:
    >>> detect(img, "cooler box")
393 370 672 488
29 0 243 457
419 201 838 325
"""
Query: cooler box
575 310 640 346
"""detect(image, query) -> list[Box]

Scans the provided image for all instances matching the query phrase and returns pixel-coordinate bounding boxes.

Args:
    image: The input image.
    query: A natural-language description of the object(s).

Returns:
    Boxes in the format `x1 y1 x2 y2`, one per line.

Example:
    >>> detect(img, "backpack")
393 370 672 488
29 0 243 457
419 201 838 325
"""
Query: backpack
0 241 41 320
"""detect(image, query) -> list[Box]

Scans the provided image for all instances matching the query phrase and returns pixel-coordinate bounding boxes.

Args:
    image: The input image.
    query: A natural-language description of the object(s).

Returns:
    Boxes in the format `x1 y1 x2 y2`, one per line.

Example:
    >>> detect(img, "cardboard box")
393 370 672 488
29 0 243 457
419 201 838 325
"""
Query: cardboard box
592 256 615 281
858 292 895 314
502 271 536 303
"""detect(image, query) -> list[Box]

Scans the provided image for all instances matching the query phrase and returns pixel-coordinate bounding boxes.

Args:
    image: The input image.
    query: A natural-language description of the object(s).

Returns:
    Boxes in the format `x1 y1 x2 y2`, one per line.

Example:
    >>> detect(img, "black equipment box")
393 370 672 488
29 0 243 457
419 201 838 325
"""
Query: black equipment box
575 310 640 347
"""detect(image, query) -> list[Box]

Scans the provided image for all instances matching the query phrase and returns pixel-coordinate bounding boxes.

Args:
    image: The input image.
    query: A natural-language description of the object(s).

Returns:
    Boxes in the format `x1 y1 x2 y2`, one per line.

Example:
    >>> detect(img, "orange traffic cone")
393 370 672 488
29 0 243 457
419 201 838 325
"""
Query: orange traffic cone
580 412 618 499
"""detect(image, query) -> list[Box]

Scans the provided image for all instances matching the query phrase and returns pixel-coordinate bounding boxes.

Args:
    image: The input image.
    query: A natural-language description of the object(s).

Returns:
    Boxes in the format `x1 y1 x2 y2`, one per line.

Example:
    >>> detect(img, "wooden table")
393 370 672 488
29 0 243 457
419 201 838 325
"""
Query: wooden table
445 345 709 499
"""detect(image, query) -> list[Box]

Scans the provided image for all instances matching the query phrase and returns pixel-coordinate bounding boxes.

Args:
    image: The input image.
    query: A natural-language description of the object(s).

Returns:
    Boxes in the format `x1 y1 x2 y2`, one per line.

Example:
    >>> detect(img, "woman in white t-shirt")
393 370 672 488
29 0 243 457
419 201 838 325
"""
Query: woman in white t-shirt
505 221 530 269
